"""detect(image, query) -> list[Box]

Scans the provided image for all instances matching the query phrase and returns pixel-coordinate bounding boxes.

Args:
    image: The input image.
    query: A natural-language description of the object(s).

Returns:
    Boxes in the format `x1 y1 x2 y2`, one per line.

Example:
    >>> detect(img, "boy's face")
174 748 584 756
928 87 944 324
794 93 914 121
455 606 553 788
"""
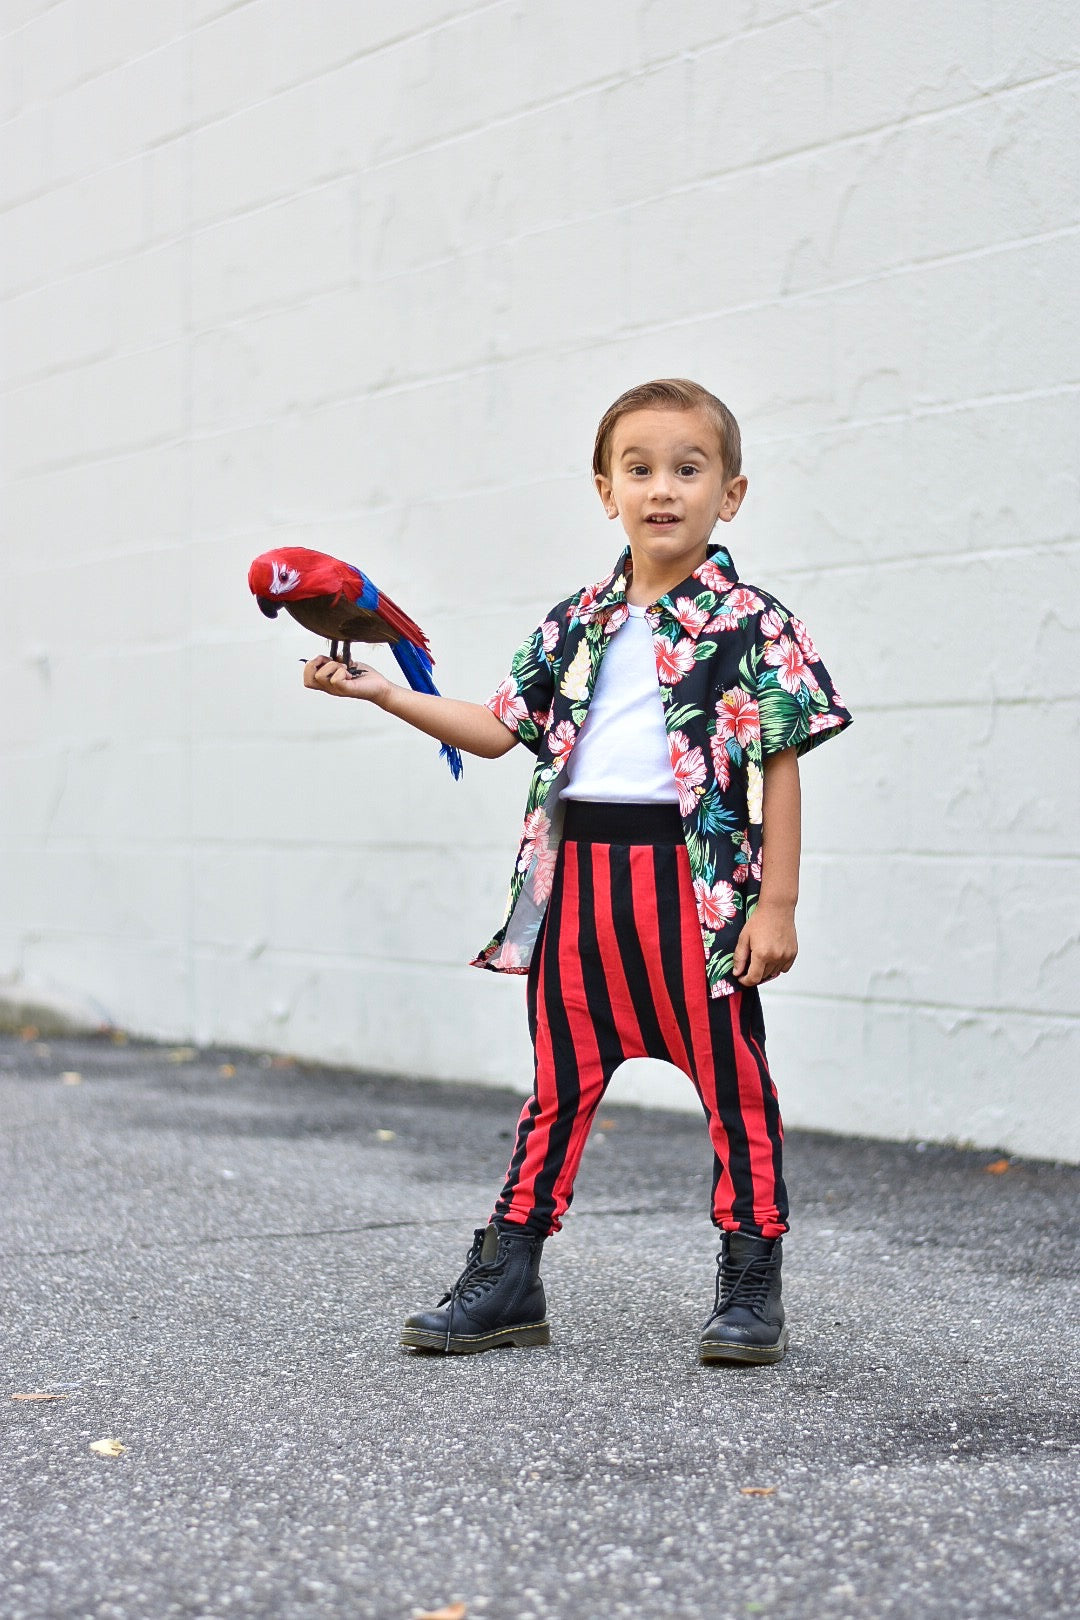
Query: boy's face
594 406 747 578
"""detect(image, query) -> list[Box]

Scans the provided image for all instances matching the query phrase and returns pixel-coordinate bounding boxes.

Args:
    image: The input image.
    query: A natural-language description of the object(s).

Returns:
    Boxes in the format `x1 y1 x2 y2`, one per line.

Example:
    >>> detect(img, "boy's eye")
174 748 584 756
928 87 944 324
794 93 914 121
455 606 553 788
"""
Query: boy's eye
629 465 649 476
678 464 700 477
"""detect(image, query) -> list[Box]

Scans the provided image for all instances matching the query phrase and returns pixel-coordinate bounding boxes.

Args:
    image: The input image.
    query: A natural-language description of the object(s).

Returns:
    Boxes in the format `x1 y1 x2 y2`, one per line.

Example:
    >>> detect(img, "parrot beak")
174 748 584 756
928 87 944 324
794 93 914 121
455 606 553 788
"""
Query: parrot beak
256 597 281 619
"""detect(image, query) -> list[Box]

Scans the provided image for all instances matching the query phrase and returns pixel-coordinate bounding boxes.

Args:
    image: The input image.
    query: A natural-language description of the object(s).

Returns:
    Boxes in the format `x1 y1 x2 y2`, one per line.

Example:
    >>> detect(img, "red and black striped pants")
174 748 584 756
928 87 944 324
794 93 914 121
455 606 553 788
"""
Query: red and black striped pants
493 801 788 1240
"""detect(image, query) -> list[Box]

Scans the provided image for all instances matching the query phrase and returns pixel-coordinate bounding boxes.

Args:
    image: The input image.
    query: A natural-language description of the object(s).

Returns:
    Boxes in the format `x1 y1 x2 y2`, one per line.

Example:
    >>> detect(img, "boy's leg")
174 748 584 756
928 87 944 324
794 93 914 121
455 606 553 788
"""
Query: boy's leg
698 986 788 1239
494 836 632 1236
401 834 629 1355
656 845 787 1237
650 846 788 1362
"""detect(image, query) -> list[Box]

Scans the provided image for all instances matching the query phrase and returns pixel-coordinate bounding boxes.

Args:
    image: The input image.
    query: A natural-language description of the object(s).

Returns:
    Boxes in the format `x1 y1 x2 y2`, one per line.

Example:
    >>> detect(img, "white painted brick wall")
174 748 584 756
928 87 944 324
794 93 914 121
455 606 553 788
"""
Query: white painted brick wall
2 2 1078 1163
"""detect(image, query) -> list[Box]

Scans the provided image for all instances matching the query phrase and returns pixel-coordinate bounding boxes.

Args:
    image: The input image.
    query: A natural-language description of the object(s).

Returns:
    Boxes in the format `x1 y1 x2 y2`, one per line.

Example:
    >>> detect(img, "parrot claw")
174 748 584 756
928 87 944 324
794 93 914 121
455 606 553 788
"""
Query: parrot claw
346 664 366 678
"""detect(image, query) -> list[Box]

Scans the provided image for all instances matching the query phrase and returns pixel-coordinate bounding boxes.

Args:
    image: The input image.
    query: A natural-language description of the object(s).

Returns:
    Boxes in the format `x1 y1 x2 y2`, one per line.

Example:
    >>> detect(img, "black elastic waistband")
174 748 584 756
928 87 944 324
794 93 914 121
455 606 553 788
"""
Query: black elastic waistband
562 800 684 846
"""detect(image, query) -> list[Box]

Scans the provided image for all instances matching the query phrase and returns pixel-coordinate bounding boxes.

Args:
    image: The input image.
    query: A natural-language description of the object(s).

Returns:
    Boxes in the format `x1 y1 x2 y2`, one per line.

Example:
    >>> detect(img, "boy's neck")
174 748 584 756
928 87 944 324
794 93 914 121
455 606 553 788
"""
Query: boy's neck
624 542 710 607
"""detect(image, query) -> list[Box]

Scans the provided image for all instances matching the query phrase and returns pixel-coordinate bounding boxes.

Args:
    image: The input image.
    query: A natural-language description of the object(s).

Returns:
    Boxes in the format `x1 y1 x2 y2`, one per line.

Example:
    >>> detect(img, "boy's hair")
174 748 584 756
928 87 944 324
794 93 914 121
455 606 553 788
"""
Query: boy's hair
592 378 742 481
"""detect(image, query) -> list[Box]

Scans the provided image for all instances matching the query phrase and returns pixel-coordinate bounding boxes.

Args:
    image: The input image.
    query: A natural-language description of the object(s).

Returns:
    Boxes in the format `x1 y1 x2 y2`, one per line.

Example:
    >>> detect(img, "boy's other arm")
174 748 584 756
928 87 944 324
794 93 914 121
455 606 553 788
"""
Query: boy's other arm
303 656 518 758
733 747 801 987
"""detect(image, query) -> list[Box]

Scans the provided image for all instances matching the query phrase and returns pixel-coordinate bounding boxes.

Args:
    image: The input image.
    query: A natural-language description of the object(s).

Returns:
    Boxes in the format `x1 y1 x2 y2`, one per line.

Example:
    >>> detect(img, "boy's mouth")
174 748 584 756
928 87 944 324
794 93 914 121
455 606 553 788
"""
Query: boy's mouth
646 514 680 525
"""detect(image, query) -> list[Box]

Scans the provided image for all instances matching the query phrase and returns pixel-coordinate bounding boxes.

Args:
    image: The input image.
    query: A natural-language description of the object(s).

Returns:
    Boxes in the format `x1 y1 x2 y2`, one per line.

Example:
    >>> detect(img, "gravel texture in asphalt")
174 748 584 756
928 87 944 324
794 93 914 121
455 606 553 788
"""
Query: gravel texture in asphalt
1 1033 1077 1620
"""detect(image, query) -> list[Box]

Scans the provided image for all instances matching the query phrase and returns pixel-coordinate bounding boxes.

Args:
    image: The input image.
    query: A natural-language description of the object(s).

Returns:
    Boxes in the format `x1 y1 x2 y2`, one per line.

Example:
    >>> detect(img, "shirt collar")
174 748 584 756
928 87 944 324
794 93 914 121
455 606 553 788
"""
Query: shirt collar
592 543 740 636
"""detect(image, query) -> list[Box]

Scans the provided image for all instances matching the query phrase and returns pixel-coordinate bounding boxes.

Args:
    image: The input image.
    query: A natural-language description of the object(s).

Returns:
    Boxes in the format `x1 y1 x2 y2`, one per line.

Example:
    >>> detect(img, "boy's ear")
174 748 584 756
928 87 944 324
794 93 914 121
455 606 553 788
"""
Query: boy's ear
716 473 748 524
594 472 619 519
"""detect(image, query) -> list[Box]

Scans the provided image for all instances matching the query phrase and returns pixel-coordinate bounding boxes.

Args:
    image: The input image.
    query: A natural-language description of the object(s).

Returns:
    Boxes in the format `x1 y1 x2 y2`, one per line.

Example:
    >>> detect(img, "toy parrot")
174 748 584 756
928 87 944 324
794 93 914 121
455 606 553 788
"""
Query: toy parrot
248 545 463 780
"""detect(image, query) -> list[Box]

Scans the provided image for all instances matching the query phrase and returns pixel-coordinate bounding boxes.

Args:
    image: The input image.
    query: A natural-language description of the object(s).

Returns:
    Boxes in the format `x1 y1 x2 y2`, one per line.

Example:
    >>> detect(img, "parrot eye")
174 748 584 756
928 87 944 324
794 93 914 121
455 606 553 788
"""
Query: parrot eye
269 561 301 595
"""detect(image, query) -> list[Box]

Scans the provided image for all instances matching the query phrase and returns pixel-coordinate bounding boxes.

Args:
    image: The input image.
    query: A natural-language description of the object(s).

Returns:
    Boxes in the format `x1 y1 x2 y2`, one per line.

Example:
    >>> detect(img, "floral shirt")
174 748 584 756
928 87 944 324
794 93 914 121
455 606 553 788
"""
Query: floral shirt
472 542 852 997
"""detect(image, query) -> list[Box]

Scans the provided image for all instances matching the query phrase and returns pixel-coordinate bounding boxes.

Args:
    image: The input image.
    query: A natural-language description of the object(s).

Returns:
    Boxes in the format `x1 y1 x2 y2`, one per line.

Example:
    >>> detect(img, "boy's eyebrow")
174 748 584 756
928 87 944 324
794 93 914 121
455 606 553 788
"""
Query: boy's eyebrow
618 443 712 461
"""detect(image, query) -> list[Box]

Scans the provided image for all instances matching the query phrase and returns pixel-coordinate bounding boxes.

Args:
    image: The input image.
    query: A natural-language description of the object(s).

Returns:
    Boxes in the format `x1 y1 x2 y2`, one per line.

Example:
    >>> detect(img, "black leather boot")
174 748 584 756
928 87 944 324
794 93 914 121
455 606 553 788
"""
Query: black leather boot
699 1231 788 1365
400 1223 550 1354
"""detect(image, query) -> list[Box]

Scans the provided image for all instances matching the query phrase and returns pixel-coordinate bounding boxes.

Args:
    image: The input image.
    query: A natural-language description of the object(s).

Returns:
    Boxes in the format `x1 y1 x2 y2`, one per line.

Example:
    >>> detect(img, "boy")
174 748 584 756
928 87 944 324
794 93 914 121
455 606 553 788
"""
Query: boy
304 378 851 1364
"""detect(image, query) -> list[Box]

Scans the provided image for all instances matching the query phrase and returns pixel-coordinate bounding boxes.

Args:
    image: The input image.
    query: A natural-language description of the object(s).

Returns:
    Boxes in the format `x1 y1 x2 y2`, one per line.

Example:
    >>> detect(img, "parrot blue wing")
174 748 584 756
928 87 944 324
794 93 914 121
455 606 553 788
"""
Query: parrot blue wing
351 571 380 613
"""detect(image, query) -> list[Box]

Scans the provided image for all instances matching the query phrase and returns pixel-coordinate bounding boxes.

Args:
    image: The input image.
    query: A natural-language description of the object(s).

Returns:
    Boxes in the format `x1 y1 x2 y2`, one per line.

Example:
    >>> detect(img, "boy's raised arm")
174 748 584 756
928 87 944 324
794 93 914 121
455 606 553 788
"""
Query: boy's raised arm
303 655 517 759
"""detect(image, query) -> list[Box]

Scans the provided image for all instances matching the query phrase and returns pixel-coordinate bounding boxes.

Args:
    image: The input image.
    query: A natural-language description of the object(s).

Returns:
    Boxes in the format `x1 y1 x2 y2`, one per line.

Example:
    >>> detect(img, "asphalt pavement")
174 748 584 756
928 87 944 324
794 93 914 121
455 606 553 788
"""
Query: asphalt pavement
1 1033 1077 1620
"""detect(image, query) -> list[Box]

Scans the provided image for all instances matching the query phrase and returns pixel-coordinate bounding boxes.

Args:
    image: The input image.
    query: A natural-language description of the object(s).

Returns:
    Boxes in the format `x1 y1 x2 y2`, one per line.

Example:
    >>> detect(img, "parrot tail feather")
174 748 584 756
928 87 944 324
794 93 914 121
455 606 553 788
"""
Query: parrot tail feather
391 639 463 781
440 743 464 781
391 637 437 692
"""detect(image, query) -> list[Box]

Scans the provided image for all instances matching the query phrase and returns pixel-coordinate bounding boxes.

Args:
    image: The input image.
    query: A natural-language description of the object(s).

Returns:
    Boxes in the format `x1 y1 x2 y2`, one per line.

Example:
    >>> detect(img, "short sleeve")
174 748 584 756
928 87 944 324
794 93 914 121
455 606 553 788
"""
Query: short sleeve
485 615 560 757
755 606 853 758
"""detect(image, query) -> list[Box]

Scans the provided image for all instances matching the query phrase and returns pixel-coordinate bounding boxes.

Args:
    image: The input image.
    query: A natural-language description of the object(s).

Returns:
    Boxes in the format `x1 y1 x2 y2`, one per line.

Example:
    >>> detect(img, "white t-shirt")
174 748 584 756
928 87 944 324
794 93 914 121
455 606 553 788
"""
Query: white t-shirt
560 606 680 804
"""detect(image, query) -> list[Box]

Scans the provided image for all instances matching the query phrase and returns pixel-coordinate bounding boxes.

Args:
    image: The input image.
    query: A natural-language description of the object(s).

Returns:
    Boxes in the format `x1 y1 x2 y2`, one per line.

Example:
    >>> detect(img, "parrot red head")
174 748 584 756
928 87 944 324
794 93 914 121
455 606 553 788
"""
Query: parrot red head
248 547 362 614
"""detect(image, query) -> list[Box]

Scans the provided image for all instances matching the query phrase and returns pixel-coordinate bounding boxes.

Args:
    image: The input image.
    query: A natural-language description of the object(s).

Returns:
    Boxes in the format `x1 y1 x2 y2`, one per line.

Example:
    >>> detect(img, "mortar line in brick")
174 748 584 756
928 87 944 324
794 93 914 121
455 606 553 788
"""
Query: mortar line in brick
183 0 837 138
4 118 1075 313
347 60 1080 197
613 226 1080 344
776 538 1080 581
171 56 1080 243
188 0 568 132
799 851 1080 868
751 385 1080 449
4 44 1075 237
143 216 1077 354
769 991 1080 1024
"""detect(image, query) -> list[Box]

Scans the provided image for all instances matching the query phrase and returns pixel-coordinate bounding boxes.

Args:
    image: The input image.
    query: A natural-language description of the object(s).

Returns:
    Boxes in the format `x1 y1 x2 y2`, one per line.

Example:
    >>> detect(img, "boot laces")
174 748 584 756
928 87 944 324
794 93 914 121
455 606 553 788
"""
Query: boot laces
442 1233 513 1352
712 1248 778 1321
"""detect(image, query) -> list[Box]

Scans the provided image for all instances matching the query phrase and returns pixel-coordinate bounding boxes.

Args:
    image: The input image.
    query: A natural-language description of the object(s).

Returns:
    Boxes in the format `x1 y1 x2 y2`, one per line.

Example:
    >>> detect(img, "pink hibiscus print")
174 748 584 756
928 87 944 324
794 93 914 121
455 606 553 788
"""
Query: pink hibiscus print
489 677 529 729
604 604 630 636
653 636 697 685
760 608 786 639
541 619 560 655
671 596 711 635
809 712 843 736
575 581 605 623
721 586 765 620
790 616 819 665
710 733 731 791
694 878 738 931
516 807 551 874
714 687 760 747
530 844 559 904
669 730 707 815
548 719 577 772
763 635 819 695
695 559 732 594
711 979 735 998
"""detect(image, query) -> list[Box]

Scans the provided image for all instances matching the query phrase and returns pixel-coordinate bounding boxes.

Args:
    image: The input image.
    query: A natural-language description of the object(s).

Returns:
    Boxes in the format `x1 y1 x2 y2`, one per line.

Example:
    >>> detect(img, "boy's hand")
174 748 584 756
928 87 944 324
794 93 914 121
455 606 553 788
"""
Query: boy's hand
303 655 391 705
733 901 798 987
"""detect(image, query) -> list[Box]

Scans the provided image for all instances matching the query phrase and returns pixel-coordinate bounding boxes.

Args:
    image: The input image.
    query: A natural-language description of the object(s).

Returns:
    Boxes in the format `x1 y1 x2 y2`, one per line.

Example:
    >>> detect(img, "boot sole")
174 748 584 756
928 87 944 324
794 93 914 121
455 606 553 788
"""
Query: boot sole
699 1327 789 1366
401 1321 550 1355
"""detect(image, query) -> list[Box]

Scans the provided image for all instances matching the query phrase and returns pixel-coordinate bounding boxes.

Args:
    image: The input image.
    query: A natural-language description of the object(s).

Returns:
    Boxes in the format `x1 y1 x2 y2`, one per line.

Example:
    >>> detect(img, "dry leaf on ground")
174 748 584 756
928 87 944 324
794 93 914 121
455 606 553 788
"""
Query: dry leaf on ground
166 1047 197 1064
413 1604 467 1620
11 1391 67 1402
740 1486 776 1496
375 1129 397 1142
89 1438 126 1457
60 1071 82 1085
984 1158 1011 1175
219 1063 237 1078
599 1118 617 1129
110 1029 129 1045
19 1025 39 1041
